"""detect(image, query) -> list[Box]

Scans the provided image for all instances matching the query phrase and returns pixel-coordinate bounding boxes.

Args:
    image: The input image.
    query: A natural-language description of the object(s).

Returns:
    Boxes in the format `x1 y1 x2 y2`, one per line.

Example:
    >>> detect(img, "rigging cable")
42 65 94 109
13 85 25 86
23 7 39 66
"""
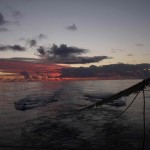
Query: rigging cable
142 90 146 150
113 89 146 150
114 90 140 118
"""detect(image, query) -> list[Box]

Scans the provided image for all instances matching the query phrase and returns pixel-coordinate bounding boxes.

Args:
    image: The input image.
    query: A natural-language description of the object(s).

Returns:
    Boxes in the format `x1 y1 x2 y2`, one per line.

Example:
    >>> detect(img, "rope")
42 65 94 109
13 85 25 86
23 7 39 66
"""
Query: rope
113 89 146 150
114 90 140 118
142 90 146 150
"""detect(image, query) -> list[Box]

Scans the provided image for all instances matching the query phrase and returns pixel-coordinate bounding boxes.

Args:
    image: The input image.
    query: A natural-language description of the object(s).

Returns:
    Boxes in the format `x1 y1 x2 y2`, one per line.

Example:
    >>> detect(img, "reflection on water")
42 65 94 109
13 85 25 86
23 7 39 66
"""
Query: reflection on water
0 80 150 149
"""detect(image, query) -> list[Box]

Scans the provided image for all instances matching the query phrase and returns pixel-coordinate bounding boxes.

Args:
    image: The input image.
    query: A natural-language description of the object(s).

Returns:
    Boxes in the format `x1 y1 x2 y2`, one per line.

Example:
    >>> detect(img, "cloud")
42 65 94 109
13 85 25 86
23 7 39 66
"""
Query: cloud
50 44 87 57
0 11 20 27
1 59 149 79
66 24 77 31
127 53 133 56
38 34 48 40
111 49 124 53
37 46 46 56
19 34 47 46
6 6 23 25
79 56 109 64
49 56 110 64
0 59 64 74
1 57 40 62
0 12 10 26
62 63 150 78
26 39 37 47
136 43 144 47
0 44 26 51
37 44 111 64
0 27 9 32
10 9 23 26
37 44 88 57
12 10 23 20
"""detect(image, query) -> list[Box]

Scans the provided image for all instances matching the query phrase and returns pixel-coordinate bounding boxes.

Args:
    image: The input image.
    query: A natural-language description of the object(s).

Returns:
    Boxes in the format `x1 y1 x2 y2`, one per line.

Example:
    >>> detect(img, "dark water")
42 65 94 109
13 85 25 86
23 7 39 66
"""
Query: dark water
0 80 150 150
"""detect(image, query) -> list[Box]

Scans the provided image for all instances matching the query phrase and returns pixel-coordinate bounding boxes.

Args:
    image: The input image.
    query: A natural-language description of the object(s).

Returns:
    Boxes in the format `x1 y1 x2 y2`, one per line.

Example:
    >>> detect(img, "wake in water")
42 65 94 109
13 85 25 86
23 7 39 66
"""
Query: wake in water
15 91 126 111
14 89 63 111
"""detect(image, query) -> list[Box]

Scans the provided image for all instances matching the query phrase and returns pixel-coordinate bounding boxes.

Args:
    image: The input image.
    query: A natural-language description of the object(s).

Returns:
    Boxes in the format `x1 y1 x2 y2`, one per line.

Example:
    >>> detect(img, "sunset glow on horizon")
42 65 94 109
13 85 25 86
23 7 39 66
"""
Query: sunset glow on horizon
0 59 67 80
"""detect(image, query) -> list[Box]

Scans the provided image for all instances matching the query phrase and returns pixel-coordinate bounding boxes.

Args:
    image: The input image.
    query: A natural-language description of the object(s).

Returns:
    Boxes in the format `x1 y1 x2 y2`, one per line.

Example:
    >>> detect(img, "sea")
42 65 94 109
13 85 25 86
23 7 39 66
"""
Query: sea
0 79 150 150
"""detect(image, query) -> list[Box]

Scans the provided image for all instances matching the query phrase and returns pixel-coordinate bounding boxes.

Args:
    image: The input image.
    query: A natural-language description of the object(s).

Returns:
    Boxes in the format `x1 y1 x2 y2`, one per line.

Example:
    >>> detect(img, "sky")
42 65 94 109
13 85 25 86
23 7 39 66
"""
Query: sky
0 0 150 70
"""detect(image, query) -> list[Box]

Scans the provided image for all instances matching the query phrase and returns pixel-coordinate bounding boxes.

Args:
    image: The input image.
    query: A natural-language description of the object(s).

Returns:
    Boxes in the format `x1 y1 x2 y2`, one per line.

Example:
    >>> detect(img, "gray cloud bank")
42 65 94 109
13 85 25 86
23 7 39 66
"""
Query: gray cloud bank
0 12 10 26
0 44 26 51
37 44 110 64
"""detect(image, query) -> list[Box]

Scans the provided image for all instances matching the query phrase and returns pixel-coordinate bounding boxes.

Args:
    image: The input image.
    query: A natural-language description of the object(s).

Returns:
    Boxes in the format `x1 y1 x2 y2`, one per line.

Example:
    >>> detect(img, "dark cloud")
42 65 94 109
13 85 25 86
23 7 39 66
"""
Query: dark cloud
37 46 46 56
26 39 37 47
62 64 150 78
136 43 144 47
49 56 110 64
0 57 40 62
49 44 87 57
0 27 9 32
0 44 26 51
79 56 109 64
0 11 20 27
20 38 37 47
66 24 77 31
38 34 48 40
19 34 47 46
37 44 110 64
0 12 10 26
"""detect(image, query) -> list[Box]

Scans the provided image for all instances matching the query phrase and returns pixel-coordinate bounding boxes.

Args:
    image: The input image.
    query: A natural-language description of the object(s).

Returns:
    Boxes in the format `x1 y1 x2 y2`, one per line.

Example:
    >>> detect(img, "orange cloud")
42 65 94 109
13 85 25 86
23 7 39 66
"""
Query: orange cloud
0 59 66 76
